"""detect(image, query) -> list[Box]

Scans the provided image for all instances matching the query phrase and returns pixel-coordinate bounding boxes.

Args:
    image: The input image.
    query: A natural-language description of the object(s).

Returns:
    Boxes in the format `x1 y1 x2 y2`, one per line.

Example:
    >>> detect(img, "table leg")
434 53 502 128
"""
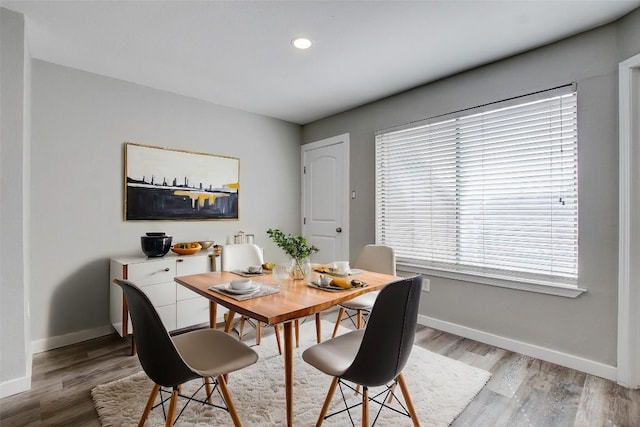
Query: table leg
223 310 237 385
315 313 322 343
209 301 217 329
283 321 294 427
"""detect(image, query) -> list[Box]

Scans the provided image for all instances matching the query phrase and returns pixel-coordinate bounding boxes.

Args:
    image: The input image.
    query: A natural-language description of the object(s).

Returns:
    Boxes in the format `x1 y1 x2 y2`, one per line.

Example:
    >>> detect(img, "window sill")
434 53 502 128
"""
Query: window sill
396 263 587 298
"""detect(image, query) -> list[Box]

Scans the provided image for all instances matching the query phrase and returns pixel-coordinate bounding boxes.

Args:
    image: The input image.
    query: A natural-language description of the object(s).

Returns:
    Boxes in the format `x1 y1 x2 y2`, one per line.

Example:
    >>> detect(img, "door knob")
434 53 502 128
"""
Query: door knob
336 227 342 233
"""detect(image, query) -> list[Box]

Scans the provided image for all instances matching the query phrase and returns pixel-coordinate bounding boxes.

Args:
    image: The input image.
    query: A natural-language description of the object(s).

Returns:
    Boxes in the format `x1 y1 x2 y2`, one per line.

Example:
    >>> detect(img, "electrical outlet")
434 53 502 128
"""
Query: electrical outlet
421 277 430 292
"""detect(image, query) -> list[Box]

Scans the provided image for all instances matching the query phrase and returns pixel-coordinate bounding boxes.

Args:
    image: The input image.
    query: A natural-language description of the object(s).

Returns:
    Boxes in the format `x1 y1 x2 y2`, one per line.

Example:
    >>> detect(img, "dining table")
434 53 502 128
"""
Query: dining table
174 268 399 427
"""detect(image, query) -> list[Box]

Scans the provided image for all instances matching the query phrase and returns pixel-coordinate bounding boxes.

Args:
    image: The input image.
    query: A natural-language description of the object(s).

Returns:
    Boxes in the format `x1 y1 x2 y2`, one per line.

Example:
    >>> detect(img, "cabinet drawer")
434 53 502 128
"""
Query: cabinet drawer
175 255 210 276
142 282 176 307
176 285 204 301
176 298 209 330
126 260 175 286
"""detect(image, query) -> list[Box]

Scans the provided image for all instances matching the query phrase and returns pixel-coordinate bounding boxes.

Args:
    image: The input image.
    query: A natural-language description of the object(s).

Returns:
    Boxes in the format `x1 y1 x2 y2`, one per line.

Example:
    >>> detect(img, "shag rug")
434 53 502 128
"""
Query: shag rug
92 321 490 426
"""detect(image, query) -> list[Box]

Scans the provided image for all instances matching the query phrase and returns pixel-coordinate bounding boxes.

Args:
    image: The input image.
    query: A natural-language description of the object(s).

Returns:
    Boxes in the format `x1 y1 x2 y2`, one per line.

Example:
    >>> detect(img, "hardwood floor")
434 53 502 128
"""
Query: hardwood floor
1 314 638 426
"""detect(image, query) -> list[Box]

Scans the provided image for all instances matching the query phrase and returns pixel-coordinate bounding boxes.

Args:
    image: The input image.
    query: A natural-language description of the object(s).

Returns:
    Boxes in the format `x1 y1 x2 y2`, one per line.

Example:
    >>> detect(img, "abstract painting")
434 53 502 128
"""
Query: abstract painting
124 142 239 220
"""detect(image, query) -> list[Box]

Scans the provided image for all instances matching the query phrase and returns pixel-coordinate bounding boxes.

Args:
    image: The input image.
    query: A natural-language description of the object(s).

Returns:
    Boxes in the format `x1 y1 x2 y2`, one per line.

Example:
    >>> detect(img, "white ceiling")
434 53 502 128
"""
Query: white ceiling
4 0 640 124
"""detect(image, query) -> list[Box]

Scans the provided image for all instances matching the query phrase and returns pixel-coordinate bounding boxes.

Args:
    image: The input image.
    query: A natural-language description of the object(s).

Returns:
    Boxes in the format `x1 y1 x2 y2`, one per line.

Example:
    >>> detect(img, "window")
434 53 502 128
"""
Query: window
375 85 578 290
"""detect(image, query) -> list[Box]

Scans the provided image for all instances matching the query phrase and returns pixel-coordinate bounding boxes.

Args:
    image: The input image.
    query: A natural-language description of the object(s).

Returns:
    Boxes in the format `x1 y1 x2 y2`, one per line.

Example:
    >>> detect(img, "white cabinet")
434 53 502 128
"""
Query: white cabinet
110 252 218 338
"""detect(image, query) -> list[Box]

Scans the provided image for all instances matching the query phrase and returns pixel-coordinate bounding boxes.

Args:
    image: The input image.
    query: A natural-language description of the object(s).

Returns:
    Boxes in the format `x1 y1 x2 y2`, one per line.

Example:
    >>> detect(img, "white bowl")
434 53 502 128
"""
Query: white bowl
247 265 262 273
319 276 333 287
333 261 350 275
230 279 254 290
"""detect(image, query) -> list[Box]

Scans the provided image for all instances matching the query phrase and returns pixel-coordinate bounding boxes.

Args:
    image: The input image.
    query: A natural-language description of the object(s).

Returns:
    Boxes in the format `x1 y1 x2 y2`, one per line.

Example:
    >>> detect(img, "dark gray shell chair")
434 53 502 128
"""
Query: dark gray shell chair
114 279 258 427
331 244 396 338
302 275 422 426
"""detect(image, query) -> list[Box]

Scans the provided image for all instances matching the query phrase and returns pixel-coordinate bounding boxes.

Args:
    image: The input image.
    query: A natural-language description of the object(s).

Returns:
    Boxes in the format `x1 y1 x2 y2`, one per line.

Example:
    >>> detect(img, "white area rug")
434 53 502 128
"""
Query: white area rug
92 321 490 426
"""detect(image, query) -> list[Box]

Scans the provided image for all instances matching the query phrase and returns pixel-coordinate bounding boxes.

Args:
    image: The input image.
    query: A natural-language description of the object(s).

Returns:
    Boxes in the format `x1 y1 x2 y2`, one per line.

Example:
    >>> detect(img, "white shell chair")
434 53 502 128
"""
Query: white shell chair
221 243 298 353
331 244 396 338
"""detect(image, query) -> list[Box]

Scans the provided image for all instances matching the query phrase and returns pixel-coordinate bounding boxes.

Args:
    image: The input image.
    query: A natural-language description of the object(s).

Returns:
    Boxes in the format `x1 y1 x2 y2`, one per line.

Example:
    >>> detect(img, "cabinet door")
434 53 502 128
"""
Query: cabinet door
176 285 202 301
176 298 209 330
142 282 176 307
175 256 209 300
156 304 177 332
175 255 210 276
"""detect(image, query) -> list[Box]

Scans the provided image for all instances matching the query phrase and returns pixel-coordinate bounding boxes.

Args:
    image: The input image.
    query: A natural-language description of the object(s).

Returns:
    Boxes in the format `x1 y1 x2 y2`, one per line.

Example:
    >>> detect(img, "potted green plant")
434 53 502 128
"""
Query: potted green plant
267 228 319 279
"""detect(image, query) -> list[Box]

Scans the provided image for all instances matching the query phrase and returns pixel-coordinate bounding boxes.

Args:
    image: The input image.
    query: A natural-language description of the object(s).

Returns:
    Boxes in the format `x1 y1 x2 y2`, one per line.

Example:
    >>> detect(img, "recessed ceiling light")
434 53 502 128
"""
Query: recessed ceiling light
291 37 312 50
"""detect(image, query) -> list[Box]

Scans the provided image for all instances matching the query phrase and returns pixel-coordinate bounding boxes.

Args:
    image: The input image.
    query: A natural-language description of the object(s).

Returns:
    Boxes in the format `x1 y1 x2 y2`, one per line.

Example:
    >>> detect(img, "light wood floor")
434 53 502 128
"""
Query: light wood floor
1 314 638 426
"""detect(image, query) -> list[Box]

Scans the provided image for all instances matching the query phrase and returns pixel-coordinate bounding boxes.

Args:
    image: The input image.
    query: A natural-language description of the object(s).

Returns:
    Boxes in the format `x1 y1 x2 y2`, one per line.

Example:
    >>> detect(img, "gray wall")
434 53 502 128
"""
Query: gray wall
303 12 640 367
1 8 31 390
617 8 640 61
29 61 302 342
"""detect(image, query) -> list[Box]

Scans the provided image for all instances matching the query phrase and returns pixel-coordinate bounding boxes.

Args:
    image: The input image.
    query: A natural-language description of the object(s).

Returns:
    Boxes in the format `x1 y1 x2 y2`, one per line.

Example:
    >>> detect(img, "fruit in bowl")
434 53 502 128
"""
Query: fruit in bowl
262 262 275 271
171 242 202 255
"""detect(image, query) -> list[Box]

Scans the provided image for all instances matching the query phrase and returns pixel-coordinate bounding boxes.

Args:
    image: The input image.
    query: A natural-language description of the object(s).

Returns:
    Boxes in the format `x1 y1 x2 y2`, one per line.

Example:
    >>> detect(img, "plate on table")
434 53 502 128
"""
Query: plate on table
312 265 351 277
223 283 260 295
307 281 348 292
231 269 264 277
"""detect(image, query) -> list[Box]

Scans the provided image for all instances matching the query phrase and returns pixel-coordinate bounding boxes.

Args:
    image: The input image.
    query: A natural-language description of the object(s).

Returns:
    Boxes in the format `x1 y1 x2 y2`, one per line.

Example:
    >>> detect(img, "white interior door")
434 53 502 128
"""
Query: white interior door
302 134 350 264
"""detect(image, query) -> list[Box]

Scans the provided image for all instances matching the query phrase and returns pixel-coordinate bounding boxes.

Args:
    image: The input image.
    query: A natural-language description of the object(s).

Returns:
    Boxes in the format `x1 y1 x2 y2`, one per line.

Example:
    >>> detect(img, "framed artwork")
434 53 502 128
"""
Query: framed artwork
124 142 239 220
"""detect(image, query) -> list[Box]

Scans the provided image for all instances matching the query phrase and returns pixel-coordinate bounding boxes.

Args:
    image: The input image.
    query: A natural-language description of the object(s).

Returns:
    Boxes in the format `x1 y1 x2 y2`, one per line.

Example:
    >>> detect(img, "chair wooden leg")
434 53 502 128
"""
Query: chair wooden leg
165 388 179 427
316 377 339 427
274 324 283 355
315 313 322 343
256 321 262 345
397 373 420 427
204 377 213 404
387 382 397 403
224 310 236 333
217 374 243 427
138 383 160 427
356 310 363 329
362 386 369 427
332 307 345 338
238 316 246 338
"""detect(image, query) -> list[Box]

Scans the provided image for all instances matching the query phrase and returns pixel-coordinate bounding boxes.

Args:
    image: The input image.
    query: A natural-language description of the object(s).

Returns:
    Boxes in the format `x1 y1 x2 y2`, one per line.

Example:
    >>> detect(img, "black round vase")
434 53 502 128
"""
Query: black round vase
140 233 172 257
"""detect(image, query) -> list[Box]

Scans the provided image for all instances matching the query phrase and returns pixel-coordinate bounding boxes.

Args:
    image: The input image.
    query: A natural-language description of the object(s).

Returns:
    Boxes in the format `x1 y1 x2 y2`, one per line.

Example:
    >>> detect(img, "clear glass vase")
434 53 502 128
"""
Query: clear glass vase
288 257 311 280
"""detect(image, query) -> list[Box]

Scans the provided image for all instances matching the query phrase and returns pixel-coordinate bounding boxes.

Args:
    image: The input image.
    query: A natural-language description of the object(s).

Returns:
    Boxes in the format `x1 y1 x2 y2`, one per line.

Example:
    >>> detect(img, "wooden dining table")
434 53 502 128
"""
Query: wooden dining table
174 269 399 427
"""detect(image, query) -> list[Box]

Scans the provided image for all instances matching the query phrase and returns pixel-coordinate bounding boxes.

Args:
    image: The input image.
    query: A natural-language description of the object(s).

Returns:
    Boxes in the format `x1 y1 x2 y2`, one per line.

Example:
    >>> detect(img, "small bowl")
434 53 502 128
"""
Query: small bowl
230 279 254 290
333 261 351 275
247 265 262 273
198 240 214 250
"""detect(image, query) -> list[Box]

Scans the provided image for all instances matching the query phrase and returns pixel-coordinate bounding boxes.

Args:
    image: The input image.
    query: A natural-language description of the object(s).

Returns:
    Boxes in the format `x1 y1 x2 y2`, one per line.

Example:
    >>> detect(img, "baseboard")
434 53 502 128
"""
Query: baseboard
418 315 618 382
0 375 31 399
31 325 115 354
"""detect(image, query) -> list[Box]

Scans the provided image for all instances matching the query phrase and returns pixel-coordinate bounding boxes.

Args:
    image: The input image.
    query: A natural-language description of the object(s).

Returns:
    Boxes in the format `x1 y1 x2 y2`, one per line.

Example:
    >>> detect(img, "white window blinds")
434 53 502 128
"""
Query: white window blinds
375 85 578 286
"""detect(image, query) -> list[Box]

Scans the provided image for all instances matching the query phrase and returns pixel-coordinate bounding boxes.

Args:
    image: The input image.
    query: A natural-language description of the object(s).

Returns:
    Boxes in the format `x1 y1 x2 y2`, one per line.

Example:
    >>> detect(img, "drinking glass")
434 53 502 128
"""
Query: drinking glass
272 264 288 287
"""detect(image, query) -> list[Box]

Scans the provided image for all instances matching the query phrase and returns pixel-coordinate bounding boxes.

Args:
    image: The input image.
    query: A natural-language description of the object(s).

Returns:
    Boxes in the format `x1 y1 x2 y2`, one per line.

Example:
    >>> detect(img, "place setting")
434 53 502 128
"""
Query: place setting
209 277 279 300
230 264 267 277
313 260 366 277
308 261 369 291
